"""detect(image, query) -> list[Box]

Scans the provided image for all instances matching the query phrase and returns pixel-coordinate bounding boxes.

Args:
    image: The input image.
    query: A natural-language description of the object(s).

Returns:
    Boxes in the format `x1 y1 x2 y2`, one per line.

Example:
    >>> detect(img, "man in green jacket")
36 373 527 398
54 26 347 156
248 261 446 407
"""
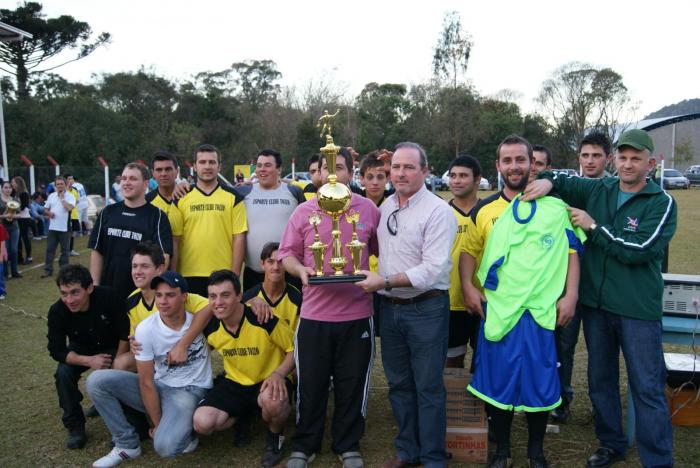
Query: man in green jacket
524 129 676 468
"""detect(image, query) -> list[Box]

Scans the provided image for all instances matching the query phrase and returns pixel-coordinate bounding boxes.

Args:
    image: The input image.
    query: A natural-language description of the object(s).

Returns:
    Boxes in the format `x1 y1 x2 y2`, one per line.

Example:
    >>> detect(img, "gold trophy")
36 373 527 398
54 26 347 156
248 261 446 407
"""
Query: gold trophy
307 110 367 285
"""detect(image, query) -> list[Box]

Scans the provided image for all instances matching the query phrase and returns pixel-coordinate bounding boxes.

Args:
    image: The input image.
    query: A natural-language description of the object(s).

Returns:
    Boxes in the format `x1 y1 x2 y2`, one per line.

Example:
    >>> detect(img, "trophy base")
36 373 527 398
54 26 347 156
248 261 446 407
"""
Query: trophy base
308 274 367 285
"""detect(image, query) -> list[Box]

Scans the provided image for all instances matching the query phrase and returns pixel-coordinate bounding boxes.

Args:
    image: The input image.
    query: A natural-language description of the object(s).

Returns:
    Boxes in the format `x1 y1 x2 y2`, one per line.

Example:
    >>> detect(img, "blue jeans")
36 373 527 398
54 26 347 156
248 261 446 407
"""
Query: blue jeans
581 306 673 467
380 293 449 468
4 223 19 276
555 306 581 406
86 370 207 457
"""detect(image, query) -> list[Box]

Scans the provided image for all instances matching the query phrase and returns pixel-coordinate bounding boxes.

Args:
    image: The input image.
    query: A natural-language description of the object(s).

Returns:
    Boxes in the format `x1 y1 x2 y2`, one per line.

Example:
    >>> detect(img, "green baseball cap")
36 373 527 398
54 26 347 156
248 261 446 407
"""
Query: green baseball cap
616 129 654 152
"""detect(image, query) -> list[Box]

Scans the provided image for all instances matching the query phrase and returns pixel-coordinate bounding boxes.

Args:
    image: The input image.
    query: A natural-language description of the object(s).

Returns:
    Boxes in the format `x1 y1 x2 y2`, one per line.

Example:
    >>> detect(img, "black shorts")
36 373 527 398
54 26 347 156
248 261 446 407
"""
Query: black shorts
448 309 479 349
198 376 293 417
71 219 81 233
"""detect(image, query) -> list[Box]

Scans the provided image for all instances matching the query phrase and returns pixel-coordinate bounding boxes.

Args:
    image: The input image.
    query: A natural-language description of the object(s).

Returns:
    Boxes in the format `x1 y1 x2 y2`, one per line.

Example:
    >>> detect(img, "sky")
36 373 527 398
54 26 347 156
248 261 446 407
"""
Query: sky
18 0 700 119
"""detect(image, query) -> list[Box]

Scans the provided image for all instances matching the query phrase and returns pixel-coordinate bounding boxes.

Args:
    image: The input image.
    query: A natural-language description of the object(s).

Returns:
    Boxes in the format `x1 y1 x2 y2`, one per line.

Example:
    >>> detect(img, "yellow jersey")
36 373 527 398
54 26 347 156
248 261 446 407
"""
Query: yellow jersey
461 192 512 290
241 283 302 331
448 199 476 311
203 307 294 386
302 183 317 201
146 190 184 236
69 187 79 220
177 184 247 277
127 289 208 335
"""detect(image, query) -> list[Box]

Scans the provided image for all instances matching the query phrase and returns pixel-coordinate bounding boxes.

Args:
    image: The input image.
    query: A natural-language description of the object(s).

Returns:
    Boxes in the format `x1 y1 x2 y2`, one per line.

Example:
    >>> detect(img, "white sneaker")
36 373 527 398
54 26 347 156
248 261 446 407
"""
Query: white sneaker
70 250 80 256
0 295 5 300
183 436 199 454
92 446 141 467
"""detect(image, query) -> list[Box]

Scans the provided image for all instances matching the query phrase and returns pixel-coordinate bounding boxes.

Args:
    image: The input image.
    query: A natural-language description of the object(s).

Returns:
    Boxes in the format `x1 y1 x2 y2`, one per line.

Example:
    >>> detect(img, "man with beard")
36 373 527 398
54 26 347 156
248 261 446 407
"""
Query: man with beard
460 135 579 468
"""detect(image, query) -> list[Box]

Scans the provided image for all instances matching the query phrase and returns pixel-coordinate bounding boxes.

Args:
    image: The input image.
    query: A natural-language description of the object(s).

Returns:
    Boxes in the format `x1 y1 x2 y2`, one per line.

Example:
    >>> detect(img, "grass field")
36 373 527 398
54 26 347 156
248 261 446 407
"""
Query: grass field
1 189 698 467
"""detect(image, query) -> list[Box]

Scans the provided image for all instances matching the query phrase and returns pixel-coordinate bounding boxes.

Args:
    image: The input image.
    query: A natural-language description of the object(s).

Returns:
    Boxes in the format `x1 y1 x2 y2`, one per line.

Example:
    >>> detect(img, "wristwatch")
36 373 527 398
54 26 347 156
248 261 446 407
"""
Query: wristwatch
589 223 598 232
384 276 392 291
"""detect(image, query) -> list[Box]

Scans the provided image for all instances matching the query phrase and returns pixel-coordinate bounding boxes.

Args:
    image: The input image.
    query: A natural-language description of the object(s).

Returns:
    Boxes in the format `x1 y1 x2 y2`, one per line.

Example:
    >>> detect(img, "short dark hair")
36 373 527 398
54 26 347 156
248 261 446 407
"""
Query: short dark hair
359 151 386 176
532 145 553 167
57 264 93 289
257 149 282 168
579 131 612 156
260 242 280 261
54 175 67 184
448 154 482 178
496 134 533 160
131 241 165 267
307 154 321 171
194 144 222 164
320 147 353 173
151 150 179 169
124 162 150 181
208 269 242 295
64 174 73 179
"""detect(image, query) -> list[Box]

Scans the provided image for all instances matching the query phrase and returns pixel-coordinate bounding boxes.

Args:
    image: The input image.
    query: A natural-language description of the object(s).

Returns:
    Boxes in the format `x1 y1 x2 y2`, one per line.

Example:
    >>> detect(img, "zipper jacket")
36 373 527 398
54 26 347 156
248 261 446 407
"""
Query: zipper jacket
540 172 677 321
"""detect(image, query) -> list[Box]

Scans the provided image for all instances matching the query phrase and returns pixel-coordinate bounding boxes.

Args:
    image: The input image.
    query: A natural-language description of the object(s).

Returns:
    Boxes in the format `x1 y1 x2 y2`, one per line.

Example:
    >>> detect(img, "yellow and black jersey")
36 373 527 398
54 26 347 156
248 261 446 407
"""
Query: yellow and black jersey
241 283 302 331
146 190 183 236
461 192 511 290
69 187 79 220
177 184 248 277
357 187 392 272
127 288 208 335
302 183 317 201
203 307 294 386
449 199 477 311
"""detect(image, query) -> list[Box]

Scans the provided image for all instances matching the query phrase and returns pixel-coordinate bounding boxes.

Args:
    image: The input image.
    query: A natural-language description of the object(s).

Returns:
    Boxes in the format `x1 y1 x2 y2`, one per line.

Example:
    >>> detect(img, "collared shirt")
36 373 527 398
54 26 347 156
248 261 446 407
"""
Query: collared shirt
378 185 456 299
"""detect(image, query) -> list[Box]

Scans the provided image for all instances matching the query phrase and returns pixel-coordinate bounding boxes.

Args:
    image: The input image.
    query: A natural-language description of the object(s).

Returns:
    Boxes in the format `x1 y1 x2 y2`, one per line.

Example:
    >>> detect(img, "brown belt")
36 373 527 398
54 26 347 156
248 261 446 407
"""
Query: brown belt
384 289 446 305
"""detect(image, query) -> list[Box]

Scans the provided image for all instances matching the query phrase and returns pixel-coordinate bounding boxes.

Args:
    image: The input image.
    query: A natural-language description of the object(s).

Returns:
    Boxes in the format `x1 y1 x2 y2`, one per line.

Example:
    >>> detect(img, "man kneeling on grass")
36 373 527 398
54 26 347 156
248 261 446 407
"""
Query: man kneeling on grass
86 272 211 467
193 269 295 467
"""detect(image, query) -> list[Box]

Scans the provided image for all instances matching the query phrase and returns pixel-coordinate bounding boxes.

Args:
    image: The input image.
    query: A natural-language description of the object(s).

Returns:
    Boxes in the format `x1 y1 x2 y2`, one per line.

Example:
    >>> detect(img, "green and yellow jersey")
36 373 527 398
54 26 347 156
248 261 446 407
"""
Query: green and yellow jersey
203 307 294 386
241 283 302 331
146 190 183 236
177 184 247 277
127 288 208 335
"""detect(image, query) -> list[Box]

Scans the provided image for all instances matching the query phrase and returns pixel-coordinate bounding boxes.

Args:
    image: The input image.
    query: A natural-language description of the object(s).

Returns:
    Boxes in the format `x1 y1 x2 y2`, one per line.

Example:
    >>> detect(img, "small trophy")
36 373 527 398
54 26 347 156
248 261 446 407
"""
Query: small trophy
307 110 367 285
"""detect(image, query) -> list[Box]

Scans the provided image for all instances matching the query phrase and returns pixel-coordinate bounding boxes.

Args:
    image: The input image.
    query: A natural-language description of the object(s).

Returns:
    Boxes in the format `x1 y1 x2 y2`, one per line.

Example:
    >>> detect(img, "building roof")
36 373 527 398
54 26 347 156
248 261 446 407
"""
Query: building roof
0 21 33 43
612 113 700 142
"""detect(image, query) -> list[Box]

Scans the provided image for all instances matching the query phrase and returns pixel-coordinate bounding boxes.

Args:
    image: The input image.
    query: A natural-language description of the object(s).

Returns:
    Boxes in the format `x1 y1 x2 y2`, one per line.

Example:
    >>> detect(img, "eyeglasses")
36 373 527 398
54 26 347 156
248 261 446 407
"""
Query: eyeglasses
387 208 402 236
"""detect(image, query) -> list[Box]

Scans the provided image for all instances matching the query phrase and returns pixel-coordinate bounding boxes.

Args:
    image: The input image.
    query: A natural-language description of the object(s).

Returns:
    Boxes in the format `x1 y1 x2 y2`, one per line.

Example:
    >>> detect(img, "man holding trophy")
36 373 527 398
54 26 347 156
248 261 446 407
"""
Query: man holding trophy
278 115 380 468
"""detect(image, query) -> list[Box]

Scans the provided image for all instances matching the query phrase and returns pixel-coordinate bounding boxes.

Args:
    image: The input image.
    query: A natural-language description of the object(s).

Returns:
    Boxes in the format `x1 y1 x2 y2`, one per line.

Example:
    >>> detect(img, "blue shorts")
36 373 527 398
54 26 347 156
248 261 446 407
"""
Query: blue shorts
468 308 561 412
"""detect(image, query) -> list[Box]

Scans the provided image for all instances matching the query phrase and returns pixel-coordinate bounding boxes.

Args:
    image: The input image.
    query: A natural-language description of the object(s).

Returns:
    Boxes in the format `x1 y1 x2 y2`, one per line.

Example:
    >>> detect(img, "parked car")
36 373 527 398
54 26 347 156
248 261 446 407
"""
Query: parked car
662 169 690 189
283 171 311 182
441 170 492 191
86 194 107 222
684 165 700 187
425 174 448 191
552 168 579 177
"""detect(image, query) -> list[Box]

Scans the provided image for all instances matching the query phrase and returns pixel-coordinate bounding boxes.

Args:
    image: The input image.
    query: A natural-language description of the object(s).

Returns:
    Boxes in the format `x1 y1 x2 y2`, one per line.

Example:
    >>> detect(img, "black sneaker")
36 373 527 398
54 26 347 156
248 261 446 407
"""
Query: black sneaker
66 426 87 449
234 414 253 447
550 404 570 424
261 430 284 467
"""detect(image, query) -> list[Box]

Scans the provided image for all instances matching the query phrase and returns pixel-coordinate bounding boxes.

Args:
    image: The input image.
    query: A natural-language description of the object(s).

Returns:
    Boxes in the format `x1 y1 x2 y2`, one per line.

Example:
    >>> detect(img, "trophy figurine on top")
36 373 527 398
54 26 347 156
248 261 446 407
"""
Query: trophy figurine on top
307 110 366 285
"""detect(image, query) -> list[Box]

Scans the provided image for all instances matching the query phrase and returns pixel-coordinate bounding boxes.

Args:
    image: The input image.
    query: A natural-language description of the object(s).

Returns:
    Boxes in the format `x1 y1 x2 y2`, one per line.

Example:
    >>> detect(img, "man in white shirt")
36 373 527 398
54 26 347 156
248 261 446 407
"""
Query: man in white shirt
86 271 211 467
42 176 76 278
357 142 456 468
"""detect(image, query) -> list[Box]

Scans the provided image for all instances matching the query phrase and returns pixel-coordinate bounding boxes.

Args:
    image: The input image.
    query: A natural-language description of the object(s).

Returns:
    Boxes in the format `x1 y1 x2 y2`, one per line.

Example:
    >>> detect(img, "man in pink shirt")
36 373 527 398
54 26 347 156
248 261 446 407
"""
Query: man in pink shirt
278 147 380 468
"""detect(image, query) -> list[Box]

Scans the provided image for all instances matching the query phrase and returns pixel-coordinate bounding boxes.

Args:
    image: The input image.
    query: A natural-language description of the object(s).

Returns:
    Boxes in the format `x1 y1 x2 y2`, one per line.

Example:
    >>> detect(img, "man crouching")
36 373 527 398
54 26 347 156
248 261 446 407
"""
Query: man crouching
86 272 211 467
193 270 295 467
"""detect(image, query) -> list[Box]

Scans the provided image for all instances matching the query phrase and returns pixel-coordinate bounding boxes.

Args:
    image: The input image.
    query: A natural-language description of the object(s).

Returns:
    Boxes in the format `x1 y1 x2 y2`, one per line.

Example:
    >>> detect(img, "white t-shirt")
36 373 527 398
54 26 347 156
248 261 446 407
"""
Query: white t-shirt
45 191 76 232
73 182 88 209
134 311 212 389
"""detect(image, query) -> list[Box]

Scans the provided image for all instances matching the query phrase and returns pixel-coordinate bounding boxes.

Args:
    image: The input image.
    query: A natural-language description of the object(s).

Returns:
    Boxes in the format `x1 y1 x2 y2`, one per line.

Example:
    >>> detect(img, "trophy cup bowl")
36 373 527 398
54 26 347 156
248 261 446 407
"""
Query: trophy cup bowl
307 111 367 285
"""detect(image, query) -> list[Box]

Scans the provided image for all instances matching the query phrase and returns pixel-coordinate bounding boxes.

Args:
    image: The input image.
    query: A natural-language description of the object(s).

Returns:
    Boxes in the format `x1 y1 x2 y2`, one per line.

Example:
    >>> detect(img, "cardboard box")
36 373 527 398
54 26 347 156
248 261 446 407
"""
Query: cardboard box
666 385 700 427
444 368 488 463
444 368 487 427
446 426 488 464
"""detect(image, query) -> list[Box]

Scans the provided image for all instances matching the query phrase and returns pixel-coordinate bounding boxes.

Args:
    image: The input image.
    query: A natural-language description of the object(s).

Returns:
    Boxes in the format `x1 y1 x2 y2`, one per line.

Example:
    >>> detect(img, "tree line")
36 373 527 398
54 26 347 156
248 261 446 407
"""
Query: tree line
1 4 635 187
